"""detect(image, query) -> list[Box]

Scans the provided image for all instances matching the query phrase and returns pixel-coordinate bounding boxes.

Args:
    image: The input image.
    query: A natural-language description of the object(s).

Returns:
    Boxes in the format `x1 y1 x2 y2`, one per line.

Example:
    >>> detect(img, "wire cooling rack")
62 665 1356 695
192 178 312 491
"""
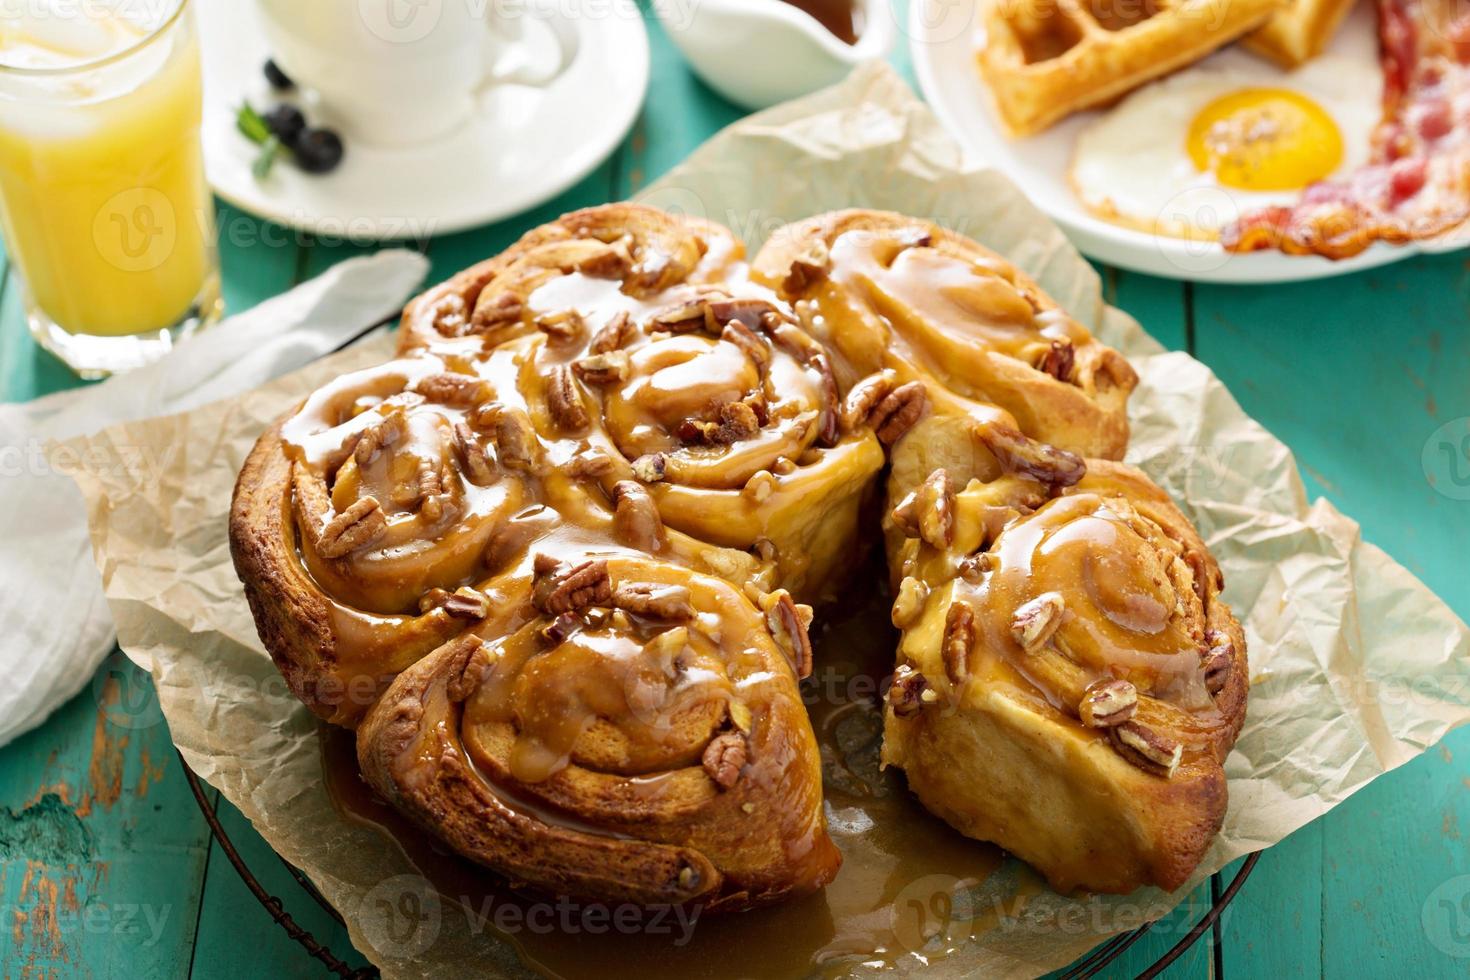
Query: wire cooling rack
179 752 1260 980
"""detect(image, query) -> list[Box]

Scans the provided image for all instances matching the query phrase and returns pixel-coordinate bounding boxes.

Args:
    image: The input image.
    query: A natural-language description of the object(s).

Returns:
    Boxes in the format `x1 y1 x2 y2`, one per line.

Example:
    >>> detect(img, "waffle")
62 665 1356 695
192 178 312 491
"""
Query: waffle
1242 0 1356 66
978 0 1283 136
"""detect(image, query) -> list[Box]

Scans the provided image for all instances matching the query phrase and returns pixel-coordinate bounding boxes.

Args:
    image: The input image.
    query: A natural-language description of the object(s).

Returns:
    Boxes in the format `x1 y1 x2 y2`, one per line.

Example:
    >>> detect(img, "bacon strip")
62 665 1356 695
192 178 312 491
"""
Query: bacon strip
1222 0 1470 259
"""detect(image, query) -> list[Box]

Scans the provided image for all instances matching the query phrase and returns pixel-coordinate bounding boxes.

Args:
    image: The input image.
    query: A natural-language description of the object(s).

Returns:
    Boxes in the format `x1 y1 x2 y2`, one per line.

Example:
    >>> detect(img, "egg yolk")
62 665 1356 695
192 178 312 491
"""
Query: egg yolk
1185 88 1343 191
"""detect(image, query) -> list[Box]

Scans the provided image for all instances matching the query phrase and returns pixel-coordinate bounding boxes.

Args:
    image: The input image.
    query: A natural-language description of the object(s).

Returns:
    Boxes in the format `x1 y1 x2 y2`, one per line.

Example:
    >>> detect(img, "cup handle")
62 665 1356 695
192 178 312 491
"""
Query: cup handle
480 0 580 89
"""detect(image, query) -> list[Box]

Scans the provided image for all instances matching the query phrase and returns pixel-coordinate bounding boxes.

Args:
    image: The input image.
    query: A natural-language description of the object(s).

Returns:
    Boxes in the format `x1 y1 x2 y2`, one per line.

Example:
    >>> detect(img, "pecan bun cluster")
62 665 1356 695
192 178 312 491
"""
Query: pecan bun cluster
231 203 1245 906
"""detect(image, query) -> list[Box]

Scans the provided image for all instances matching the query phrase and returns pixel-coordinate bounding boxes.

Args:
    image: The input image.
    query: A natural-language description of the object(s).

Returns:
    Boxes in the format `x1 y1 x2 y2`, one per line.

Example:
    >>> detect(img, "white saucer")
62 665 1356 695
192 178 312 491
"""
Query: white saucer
198 0 649 239
908 0 1458 283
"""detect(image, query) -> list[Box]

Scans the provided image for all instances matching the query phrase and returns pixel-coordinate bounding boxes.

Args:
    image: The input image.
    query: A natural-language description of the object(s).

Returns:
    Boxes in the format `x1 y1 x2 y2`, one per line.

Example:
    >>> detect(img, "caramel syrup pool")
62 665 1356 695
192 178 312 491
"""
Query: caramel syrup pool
322 573 1038 976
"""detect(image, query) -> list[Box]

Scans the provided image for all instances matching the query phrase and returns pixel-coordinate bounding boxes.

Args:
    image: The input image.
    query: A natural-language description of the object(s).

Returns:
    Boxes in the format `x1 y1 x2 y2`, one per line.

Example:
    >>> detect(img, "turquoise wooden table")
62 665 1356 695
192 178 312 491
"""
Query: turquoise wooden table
4 4 1469 977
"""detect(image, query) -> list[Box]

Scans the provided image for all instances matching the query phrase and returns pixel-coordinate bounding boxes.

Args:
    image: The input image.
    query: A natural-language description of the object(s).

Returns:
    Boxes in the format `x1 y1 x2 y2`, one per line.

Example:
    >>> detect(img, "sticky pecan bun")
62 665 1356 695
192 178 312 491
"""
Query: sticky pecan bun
880 427 1247 893
231 203 1243 907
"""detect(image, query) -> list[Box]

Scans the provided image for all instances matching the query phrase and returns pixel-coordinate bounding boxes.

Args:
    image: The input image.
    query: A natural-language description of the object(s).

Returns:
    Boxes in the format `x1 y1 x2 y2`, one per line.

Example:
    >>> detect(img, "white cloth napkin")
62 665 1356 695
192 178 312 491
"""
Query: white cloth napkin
0 249 428 748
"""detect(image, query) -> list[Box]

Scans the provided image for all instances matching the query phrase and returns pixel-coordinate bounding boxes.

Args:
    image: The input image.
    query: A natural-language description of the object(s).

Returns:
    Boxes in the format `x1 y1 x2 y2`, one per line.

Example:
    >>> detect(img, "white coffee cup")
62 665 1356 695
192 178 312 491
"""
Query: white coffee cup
256 0 579 146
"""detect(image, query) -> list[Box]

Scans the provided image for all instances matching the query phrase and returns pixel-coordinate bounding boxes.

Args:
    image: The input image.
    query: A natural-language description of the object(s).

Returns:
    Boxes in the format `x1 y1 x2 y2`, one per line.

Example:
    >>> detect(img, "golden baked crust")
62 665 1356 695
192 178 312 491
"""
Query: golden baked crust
751 209 1137 460
976 0 1282 136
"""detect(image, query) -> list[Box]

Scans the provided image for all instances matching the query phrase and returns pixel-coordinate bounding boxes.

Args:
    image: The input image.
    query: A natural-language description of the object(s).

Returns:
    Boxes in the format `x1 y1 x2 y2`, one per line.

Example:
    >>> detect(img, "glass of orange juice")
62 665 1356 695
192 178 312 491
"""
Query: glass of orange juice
0 0 221 378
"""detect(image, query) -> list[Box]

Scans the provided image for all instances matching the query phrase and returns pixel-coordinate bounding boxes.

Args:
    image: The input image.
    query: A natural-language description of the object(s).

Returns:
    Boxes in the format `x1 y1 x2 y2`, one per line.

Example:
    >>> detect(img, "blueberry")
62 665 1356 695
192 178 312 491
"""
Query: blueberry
263 104 306 148
263 58 294 91
294 128 345 174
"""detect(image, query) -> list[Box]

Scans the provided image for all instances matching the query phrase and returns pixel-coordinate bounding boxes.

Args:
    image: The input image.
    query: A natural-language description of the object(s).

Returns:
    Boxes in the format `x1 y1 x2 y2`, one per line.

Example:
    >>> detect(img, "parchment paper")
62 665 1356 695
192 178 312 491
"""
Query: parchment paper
61 63 1470 978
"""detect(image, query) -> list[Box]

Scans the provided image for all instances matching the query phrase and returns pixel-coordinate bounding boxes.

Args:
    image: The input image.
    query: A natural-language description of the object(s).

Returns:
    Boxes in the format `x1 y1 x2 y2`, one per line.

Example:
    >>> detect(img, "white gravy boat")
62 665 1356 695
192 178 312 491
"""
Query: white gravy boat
652 0 895 109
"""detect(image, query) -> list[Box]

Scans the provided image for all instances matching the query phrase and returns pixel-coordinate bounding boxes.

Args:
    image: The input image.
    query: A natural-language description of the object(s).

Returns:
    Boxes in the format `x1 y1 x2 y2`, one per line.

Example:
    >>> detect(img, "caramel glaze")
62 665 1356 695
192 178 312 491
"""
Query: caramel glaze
328 572 1030 978
749 211 1138 461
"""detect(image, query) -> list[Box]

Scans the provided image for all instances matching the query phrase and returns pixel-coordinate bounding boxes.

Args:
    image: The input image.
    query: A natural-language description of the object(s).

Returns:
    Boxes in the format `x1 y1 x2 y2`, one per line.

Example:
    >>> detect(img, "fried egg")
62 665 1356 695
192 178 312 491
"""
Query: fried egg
1068 55 1380 240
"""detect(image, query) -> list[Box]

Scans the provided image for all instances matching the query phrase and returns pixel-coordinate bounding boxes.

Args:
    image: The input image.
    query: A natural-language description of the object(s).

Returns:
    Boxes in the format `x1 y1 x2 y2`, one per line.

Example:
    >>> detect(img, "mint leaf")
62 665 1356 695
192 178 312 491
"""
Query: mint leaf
237 102 272 145
252 135 281 180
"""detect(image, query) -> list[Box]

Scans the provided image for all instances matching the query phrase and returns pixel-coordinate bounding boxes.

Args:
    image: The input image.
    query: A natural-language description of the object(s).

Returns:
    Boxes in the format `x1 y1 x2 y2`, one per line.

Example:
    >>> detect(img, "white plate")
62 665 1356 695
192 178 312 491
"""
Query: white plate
198 0 649 239
908 0 1458 283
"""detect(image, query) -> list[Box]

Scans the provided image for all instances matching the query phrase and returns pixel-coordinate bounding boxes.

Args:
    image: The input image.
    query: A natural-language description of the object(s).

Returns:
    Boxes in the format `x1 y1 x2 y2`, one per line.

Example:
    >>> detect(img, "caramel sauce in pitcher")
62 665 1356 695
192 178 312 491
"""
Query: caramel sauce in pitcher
323 572 1029 977
777 0 863 45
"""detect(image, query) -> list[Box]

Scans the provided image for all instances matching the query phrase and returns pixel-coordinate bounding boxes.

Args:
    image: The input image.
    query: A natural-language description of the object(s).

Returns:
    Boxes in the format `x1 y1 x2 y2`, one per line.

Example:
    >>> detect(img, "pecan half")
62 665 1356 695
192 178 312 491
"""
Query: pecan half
612 582 694 621
812 354 841 447
535 309 585 343
1110 722 1182 777
445 634 490 703
317 496 387 558
890 576 929 629
353 411 408 466
1037 339 1075 383
764 590 813 680
469 292 524 336
442 586 491 620
576 239 633 279
418 588 452 615
957 552 992 583
702 732 748 790
870 381 926 447
888 664 937 717
943 601 976 685
416 458 447 521
453 422 498 485
411 373 486 408
611 479 666 553
781 240 830 297
572 350 630 386
631 452 667 483
890 490 920 538
563 447 614 480
1011 592 1066 652
493 408 539 472
1078 679 1137 728
1201 630 1234 696
547 364 589 433
841 372 894 433
532 556 613 615
916 467 955 550
980 424 1086 490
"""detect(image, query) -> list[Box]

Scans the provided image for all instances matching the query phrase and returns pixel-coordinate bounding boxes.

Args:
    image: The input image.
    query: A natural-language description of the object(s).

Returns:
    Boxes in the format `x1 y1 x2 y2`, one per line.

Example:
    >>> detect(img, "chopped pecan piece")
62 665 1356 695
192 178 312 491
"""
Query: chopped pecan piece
916 468 955 550
1110 722 1183 778
430 293 469 337
895 227 934 250
444 634 490 703
720 320 771 370
781 240 830 297
417 588 451 614
888 664 936 717
1037 339 1075 383
532 556 613 615
535 309 585 343
469 292 524 337
588 310 636 354
811 354 841 447
631 452 667 483
1201 630 1234 696
610 480 666 553
612 582 694 621
764 590 813 680
650 299 713 334
353 411 408 466
1078 679 1137 728
943 601 976 685
1011 592 1066 652
442 586 491 620
416 458 447 521
980 425 1086 490
743 470 776 503
891 576 929 629
540 612 583 647
682 400 761 446
547 364 589 433
702 732 748 790
411 372 486 408
708 297 783 332
957 552 992 583
317 496 387 559
572 350 630 386
453 422 498 485
890 490 920 538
